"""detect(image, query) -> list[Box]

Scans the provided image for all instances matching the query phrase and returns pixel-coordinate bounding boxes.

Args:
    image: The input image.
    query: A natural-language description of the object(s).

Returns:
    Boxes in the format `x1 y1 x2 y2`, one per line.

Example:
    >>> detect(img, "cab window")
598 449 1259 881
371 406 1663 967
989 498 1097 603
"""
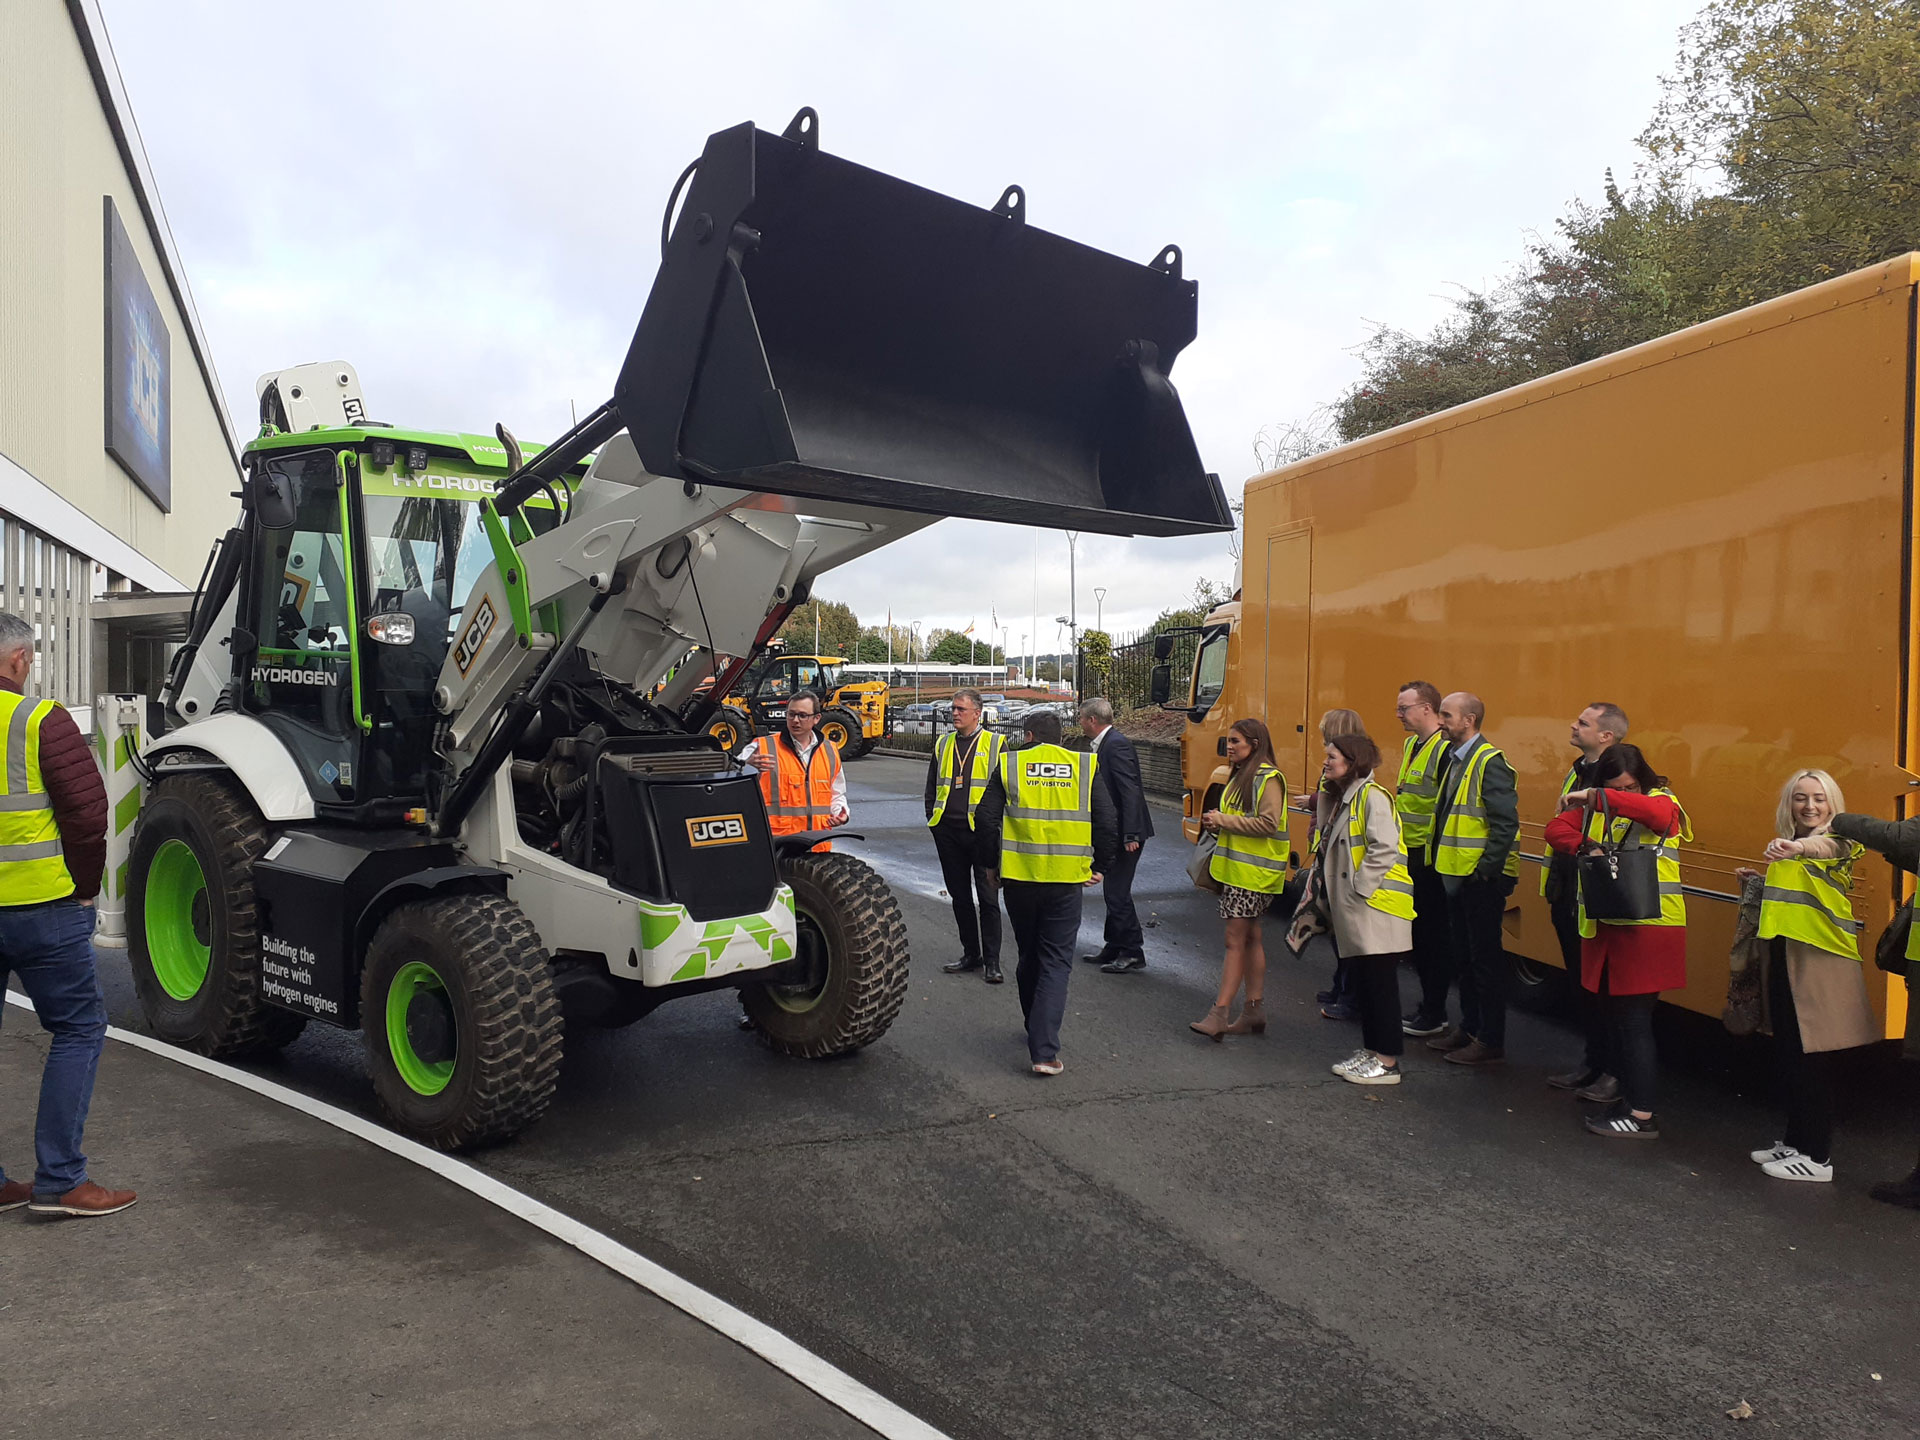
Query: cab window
1192 628 1229 712
246 450 354 733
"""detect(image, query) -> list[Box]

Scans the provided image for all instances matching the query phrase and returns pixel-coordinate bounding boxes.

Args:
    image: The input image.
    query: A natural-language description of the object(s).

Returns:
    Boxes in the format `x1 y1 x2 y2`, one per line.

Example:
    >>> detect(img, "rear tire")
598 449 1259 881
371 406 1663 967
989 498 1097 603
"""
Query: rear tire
742 852 909 1057
1508 950 1574 1016
819 707 861 759
705 704 754 754
127 774 306 1056
362 894 564 1149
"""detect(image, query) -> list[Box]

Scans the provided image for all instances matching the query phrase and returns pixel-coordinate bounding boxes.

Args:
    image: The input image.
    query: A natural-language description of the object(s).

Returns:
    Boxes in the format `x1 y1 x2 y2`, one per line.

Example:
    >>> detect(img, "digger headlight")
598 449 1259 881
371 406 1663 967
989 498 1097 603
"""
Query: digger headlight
367 613 416 646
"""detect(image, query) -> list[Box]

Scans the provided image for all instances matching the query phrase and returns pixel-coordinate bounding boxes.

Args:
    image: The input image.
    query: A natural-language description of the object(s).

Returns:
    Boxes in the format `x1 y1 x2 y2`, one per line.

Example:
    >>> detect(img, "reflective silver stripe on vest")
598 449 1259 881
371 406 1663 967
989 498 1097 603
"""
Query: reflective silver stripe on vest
4 699 37 799
1450 804 1486 820
0 839 62 862
1005 804 1091 822
1376 874 1417 896
1001 839 1095 857
1215 842 1287 871
0 792 52 812
1760 884 1864 933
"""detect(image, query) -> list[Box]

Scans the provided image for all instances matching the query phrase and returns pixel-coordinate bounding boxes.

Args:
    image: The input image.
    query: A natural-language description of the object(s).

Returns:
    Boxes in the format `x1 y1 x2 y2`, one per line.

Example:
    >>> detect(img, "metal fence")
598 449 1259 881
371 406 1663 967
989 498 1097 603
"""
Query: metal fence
1087 625 1198 716
0 510 93 710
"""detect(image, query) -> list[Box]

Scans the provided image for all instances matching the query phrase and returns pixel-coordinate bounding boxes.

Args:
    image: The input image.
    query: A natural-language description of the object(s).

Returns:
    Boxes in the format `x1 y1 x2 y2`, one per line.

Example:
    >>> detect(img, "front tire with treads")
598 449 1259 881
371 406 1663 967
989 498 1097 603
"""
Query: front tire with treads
127 774 306 1056
742 852 910 1057
362 894 563 1149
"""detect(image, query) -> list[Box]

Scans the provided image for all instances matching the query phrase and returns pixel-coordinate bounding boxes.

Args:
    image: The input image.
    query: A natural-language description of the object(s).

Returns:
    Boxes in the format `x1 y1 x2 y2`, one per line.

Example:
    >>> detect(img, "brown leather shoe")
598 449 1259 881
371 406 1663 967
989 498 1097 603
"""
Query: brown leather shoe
0 1179 30 1212
1443 1040 1506 1067
28 1181 138 1218
1426 1026 1473 1052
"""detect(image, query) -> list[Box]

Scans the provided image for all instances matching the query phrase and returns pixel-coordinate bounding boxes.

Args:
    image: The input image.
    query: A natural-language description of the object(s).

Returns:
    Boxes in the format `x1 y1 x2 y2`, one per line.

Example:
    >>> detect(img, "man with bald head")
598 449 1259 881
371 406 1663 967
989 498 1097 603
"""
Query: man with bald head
1425 691 1521 1066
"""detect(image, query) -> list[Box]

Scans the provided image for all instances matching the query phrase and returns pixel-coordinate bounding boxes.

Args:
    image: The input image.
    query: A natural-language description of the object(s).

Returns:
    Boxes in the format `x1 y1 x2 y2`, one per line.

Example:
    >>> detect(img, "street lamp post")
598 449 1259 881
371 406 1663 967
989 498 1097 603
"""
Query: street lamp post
1065 532 1079 700
1055 614 1076 703
1093 586 1106 634
909 622 922 705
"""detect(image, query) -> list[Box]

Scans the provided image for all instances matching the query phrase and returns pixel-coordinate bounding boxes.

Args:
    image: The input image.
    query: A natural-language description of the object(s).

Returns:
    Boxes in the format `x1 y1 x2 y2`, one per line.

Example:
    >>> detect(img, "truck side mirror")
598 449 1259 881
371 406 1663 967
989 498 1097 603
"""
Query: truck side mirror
1149 664 1172 705
254 471 298 530
1151 633 1176 662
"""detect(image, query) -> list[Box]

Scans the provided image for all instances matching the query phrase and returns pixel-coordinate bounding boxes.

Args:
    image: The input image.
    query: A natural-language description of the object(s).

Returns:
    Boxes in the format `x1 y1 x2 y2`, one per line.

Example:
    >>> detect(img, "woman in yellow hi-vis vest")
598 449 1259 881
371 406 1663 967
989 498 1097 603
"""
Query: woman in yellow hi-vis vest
1734 769 1879 1184
1545 744 1689 1141
1193 718 1288 1039
1309 733 1416 1085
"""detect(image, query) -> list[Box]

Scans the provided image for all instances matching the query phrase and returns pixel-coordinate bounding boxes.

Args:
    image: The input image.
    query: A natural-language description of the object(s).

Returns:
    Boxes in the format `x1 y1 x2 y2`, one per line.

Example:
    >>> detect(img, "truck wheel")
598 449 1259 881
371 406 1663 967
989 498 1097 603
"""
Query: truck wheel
743 852 910 1057
706 705 753 754
362 894 564 1150
819 706 861 758
128 774 307 1056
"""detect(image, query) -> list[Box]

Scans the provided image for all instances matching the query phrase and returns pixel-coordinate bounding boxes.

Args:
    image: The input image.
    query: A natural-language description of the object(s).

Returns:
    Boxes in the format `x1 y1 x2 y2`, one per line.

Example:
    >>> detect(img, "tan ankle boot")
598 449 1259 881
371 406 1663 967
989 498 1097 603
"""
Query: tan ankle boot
1190 1004 1231 1041
1226 998 1266 1035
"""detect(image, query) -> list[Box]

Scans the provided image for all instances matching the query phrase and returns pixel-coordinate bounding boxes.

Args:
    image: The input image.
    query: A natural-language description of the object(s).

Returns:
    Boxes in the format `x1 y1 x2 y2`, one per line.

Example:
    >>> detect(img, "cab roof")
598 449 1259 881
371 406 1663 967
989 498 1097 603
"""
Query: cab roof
244 425 589 472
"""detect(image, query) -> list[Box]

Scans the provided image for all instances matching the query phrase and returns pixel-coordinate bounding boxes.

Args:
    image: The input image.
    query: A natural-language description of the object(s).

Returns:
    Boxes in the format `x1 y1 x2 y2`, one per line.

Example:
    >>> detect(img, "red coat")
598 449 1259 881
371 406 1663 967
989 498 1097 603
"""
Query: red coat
1544 790 1687 996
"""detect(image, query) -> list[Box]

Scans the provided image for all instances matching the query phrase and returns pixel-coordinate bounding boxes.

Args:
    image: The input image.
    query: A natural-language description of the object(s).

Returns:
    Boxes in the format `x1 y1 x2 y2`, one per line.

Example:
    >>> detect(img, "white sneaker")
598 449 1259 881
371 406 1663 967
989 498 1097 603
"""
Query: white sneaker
1762 1154 1832 1183
1751 1141 1799 1164
1333 1052 1403 1086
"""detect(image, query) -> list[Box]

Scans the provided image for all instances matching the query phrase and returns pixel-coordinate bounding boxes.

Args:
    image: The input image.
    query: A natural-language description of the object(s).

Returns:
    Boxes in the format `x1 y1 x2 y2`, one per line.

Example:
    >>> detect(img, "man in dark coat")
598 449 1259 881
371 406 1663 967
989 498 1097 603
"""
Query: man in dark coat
1076 698 1155 973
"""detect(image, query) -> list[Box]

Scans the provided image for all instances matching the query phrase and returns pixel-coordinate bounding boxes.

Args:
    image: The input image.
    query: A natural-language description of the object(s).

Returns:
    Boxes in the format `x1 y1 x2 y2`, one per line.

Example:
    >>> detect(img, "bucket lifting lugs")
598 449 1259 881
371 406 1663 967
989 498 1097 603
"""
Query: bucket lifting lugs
613 108 1232 539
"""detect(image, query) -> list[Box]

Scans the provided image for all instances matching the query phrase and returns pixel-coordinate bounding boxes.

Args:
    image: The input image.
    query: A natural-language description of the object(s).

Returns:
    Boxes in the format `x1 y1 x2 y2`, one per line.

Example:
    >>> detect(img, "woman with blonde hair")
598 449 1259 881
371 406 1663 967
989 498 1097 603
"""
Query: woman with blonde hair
1193 718 1288 1039
1311 708 1369 1019
1735 769 1879 1183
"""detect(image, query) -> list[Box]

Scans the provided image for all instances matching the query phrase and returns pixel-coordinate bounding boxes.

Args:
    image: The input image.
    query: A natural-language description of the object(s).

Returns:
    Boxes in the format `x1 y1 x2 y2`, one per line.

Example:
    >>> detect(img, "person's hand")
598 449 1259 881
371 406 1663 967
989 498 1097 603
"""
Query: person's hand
1762 838 1801 861
1086 873 1103 886
76 897 96 908
830 806 850 826
1562 788 1592 809
1288 794 1314 814
1125 840 1140 854
748 751 777 773
1200 810 1223 831
1733 866 1762 882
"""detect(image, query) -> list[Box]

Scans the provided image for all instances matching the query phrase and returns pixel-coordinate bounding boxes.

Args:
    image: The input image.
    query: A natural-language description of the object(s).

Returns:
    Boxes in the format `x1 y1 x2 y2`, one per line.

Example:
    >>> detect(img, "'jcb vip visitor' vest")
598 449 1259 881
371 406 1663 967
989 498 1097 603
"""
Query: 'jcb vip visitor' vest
928 727 1004 829
0 689 73 904
1209 764 1289 894
1758 840 1865 960
1431 741 1522 880
1576 788 1692 937
1395 731 1446 851
998 743 1095 883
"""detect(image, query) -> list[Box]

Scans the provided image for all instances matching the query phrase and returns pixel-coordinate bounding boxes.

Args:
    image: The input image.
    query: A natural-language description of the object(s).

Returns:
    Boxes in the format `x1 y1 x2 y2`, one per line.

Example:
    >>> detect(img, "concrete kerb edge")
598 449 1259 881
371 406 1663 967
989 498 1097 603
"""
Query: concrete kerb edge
2 990 948 1440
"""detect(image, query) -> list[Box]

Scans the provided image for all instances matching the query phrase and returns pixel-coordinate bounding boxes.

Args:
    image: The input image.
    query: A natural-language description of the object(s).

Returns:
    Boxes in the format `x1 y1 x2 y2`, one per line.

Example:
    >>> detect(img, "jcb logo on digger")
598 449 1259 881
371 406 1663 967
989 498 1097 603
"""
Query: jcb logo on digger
454 596 497 676
1025 762 1075 779
687 814 748 848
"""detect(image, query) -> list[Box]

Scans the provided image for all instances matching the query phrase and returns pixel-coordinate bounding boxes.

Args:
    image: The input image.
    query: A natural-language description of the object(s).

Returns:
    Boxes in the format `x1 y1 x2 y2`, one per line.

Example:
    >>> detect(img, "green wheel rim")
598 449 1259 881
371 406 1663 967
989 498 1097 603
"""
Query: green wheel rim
386 961 456 1096
146 839 212 1001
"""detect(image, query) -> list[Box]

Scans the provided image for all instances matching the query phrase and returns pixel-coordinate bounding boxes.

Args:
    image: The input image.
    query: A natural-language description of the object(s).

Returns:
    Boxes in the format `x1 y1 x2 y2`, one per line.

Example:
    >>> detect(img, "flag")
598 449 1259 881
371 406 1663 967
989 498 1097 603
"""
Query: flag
963 620 975 635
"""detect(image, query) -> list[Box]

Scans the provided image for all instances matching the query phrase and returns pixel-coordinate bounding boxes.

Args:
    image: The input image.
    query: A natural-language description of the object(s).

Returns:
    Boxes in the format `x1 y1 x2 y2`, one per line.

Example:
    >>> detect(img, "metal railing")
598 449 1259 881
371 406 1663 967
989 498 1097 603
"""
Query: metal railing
0 510 93 710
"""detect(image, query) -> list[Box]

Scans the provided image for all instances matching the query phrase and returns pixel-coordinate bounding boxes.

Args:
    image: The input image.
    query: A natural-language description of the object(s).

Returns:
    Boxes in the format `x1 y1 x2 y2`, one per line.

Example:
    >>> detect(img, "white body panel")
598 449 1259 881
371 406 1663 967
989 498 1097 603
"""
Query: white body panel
255 361 367 430
143 712 317 820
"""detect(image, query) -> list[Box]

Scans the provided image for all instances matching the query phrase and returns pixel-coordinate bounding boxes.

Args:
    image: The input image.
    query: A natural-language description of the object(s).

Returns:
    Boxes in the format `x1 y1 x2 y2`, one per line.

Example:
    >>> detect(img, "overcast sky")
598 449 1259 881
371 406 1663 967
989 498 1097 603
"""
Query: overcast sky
107 0 1696 653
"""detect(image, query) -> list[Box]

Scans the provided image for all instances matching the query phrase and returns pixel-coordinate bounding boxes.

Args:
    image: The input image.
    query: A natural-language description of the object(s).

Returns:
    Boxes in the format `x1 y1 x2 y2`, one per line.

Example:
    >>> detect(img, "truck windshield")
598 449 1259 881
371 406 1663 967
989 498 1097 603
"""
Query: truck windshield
1192 627 1229 711
361 494 491 644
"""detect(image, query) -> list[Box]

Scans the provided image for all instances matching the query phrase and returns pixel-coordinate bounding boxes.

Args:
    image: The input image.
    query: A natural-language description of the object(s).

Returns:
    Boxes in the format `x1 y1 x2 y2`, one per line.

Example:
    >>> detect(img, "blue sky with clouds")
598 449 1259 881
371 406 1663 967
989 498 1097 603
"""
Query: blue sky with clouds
106 0 1697 648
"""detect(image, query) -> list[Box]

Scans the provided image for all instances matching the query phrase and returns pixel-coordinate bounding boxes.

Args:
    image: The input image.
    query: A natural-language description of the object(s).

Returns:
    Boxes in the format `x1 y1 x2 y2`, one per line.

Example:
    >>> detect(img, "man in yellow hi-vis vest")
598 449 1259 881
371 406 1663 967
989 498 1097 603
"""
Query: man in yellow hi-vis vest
1393 680 1452 1037
973 710 1117 1075
1426 691 1520 1068
924 689 1006 983
0 613 136 1218
1544 701 1630 1099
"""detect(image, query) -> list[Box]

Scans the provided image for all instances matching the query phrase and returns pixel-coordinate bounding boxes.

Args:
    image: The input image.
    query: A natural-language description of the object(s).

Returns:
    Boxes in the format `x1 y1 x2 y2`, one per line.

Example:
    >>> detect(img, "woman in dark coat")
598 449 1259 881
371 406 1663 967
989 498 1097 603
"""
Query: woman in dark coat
1825 809 1920 1210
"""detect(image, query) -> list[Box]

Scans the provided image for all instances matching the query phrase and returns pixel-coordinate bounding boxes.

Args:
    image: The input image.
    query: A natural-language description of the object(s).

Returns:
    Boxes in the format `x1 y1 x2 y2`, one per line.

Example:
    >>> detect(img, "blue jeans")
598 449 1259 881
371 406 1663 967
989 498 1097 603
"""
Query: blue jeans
0 898 107 1196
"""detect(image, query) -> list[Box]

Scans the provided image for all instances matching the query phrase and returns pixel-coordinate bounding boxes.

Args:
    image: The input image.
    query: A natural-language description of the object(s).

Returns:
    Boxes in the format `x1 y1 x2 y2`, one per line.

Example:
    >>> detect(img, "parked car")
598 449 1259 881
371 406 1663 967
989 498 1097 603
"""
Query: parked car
893 703 938 735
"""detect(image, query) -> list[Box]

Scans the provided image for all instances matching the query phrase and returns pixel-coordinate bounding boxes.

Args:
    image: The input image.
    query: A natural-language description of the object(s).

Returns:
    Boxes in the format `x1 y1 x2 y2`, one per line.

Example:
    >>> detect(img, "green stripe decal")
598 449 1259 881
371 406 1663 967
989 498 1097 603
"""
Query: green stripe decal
114 784 141 836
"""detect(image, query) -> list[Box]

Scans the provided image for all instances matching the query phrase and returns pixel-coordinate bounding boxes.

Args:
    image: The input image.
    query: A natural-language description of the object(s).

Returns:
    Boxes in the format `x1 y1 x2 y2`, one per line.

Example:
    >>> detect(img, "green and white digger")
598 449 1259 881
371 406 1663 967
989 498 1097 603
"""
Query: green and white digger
116 110 1230 1148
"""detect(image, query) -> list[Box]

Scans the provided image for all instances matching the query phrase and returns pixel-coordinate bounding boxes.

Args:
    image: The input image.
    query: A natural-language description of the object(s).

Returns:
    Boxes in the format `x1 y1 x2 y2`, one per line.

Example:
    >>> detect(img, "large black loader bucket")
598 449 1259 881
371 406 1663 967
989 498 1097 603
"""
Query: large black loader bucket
611 110 1231 539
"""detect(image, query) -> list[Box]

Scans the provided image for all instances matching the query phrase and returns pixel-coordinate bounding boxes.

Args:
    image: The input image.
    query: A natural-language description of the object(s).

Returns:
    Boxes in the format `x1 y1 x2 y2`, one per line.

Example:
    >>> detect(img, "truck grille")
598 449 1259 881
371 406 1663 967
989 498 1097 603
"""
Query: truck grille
601 748 733 780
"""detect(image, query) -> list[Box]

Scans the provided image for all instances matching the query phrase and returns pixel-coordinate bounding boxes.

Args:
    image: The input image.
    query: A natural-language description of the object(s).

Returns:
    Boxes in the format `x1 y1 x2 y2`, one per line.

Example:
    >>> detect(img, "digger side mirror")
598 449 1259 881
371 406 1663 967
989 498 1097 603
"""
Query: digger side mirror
1151 633 1176 662
254 471 298 529
1149 664 1173 705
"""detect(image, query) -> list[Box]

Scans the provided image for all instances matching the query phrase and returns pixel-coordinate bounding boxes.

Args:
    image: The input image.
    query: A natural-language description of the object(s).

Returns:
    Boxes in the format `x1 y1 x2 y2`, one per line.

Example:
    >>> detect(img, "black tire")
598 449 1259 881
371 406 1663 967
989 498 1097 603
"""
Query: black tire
706 704 754 754
848 734 877 760
361 894 564 1149
819 707 861 759
742 851 910 1057
127 774 307 1056
1508 950 1575 1016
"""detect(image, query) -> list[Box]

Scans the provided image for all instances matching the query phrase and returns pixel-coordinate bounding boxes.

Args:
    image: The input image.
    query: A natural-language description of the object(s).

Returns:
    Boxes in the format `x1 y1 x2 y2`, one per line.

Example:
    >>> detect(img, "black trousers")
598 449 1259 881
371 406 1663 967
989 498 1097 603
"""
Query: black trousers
932 816 1001 963
1350 950 1408 1056
1598 984 1659 1114
1097 841 1145 959
1409 851 1450 1018
1550 882 1608 1074
1768 939 1834 1163
1003 880 1080 1063
1447 877 1512 1049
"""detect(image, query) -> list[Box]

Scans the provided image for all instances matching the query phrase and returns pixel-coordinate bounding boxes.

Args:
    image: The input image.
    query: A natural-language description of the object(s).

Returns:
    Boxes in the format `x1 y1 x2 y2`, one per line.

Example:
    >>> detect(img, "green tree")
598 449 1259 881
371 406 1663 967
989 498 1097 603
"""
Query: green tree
926 629 1002 664
776 598 861 656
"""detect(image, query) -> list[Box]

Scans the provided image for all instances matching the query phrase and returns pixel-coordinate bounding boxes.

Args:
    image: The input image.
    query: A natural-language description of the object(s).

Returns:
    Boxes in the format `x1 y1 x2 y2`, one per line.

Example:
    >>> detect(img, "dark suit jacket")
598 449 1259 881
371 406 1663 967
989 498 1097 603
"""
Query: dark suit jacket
1429 734 1519 891
1093 727 1154 843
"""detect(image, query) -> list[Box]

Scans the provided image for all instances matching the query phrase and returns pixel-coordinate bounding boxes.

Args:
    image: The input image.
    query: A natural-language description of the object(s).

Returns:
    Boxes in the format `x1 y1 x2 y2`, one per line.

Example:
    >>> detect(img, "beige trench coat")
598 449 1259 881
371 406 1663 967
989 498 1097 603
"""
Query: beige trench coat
1314 777 1415 959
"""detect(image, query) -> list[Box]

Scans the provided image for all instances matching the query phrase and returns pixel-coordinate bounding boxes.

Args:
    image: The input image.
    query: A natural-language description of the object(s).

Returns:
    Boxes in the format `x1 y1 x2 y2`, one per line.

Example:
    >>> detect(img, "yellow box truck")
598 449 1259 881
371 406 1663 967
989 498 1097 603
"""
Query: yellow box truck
1176 255 1920 1033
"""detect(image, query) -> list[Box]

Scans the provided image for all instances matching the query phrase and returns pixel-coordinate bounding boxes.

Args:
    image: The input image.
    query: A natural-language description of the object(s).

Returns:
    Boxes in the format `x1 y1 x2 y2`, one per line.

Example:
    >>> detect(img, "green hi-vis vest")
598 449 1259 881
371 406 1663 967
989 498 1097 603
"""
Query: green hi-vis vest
1576 787 1692 937
1210 764 1289 894
1349 779 1417 919
1758 841 1865 961
1541 765 1581 896
1395 731 1447 850
998 743 1096 883
0 689 74 904
928 727 1005 829
1431 742 1522 879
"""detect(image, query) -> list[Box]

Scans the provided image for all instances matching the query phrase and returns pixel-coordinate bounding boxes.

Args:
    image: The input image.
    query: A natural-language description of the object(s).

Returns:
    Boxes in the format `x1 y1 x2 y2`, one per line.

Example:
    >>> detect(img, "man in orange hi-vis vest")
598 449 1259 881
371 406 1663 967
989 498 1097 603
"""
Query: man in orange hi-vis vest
735 688 849 852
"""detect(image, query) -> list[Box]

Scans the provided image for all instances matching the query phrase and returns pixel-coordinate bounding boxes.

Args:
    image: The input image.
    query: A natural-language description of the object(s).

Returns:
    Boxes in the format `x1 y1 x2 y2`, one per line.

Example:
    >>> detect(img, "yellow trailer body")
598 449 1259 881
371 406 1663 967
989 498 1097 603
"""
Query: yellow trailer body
1181 257 1920 1033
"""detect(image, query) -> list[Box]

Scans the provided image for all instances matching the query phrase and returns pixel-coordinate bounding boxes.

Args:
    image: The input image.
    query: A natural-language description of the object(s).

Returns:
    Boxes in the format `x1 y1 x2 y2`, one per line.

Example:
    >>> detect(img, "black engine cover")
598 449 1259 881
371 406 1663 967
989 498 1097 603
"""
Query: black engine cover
595 749 778 921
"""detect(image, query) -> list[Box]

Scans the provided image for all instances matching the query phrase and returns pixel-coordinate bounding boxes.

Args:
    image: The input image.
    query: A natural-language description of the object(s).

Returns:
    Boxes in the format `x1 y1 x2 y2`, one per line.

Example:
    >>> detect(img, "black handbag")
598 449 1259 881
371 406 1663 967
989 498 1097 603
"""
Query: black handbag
1874 900 1914 976
1575 791 1662 922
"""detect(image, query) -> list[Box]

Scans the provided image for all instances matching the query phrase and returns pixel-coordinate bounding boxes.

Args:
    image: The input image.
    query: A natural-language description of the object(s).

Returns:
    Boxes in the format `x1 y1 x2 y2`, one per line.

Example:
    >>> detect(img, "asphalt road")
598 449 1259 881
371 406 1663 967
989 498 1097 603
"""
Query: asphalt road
91 754 1920 1440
